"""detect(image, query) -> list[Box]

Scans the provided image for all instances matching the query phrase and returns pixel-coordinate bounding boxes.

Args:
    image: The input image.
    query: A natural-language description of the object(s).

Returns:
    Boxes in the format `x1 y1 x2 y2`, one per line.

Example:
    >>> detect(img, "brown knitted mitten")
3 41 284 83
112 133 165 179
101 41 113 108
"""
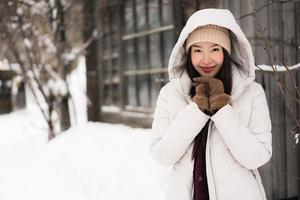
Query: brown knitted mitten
193 77 231 114
192 82 209 113
209 93 231 113
193 77 224 96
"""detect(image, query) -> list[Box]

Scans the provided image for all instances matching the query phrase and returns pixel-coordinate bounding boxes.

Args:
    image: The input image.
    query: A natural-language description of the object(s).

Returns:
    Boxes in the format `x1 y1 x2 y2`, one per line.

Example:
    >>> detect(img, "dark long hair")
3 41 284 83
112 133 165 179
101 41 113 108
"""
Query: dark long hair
186 47 239 159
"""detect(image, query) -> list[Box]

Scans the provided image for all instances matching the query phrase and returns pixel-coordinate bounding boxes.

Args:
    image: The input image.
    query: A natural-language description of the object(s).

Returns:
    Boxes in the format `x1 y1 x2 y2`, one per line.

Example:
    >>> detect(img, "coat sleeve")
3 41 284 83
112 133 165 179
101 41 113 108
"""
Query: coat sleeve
149 85 210 166
210 85 272 170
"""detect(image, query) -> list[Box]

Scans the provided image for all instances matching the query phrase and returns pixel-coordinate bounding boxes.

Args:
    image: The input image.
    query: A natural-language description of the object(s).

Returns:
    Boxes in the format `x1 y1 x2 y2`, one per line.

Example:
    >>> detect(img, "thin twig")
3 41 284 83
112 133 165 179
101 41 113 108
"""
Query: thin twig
238 0 300 20
251 0 300 133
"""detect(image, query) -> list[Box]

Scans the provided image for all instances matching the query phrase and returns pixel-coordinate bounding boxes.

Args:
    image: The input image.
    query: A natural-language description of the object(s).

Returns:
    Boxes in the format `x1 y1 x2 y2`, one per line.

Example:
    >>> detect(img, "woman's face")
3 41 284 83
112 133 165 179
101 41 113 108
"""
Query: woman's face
191 42 224 77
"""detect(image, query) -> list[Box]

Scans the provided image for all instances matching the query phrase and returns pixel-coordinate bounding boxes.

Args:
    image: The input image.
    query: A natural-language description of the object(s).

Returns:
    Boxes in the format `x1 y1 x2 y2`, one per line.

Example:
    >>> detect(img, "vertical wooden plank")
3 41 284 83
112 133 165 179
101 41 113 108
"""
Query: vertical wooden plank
95 0 104 120
149 0 161 108
229 0 241 18
255 70 274 200
296 11 300 192
124 0 134 35
297 2 300 62
268 2 284 62
240 0 255 44
162 1 175 66
195 0 199 10
268 3 286 197
133 0 141 106
284 70 299 199
145 0 152 108
253 0 269 65
217 0 226 9
263 72 274 200
282 1 296 66
158 0 165 90
118 0 126 109
222 0 231 10
111 2 120 105
123 0 136 107
282 2 299 198
101 5 109 105
84 0 100 121
183 0 196 19
136 0 149 107
107 10 113 105
161 0 173 86
296 4 300 199
270 72 288 199
197 0 218 9
172 0 184 36
297 71 300 200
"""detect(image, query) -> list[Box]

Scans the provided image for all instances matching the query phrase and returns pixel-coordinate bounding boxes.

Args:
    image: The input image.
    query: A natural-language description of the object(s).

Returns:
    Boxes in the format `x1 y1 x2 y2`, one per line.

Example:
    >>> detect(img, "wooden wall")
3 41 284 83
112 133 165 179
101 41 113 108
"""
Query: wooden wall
256 68 300 200
87 1 300 197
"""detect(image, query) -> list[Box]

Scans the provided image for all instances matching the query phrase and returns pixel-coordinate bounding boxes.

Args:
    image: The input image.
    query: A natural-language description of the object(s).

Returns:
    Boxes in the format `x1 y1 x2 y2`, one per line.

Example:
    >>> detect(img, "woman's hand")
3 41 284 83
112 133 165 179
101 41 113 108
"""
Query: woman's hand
192 82 209 113
193 77 231 114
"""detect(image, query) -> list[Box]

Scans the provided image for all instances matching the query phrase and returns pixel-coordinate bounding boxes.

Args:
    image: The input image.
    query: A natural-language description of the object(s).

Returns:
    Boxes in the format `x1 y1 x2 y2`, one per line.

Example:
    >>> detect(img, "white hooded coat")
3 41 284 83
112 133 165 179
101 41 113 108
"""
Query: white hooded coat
150 9 272 200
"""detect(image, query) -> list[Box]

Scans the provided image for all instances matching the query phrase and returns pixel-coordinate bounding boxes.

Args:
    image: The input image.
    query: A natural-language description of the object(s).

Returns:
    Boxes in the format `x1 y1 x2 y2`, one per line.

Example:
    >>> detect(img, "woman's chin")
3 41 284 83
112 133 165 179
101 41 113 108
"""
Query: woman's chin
199 72 216 77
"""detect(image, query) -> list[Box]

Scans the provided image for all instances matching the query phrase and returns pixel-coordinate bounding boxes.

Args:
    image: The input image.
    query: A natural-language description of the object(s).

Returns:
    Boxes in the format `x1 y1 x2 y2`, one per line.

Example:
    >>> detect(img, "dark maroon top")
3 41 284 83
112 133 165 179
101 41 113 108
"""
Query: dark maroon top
193 130 209 200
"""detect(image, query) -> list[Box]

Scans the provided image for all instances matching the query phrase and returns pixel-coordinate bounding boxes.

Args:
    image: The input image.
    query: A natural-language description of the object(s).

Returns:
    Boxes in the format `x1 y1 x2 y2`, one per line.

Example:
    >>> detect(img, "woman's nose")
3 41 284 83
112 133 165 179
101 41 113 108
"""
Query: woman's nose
201 53 212 65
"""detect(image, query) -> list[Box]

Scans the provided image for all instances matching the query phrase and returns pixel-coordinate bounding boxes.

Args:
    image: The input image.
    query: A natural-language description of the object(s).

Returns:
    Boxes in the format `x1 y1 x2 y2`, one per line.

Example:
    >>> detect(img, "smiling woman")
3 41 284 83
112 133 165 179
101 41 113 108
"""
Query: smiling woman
150 8 272 200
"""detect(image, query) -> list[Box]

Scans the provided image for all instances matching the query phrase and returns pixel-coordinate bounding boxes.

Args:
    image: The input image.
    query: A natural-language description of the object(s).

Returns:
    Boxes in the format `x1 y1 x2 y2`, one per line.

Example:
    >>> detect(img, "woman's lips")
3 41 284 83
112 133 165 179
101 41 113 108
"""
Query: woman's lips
200 66 215 73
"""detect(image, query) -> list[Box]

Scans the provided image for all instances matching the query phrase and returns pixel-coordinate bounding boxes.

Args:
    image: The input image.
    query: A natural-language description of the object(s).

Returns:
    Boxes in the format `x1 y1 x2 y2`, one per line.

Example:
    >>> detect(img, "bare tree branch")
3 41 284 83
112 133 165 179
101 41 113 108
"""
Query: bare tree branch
251 0 300 136
1 0 88 139
238 0 300 20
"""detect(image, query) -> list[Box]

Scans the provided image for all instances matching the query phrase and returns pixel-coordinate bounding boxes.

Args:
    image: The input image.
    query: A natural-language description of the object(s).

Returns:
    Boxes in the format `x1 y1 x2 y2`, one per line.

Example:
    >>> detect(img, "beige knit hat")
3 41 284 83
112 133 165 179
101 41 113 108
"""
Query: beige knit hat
185 24 231 54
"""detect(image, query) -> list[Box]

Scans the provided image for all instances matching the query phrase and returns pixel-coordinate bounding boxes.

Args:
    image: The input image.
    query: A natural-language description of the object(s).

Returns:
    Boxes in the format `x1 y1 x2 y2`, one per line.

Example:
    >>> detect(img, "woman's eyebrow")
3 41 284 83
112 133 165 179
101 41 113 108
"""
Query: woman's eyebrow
192 44 221 48
191 44 202 48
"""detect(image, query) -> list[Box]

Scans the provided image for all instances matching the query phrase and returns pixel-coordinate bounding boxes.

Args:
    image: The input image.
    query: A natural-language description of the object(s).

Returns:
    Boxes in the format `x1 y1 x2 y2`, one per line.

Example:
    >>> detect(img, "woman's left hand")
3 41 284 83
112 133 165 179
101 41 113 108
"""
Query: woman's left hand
193 77 231 114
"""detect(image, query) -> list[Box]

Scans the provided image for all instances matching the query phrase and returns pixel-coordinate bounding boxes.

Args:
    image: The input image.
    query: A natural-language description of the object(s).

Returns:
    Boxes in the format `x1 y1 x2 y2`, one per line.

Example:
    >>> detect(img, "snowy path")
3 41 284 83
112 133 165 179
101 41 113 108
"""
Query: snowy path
0 112 171 200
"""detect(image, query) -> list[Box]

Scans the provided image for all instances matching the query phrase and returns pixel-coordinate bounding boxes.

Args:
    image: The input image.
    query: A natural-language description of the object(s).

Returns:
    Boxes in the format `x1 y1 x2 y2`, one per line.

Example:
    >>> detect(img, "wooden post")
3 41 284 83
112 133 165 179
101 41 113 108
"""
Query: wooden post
271 73 288 199
56 0 71 130
173 0 184 37
296 2 300 62
282 2 299 199
294 1 300 144
95 0 104 121
83 0 100 121
118 0 126 110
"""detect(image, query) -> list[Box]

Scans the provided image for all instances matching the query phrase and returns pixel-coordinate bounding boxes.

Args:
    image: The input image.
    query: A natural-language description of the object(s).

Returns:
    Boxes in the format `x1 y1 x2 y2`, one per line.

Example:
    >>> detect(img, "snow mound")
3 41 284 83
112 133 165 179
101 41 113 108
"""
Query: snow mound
0 122 171 200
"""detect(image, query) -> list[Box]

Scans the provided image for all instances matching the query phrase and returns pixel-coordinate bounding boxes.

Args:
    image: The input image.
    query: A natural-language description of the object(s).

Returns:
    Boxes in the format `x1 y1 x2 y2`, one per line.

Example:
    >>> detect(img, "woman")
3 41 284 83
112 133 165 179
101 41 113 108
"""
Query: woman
149 8 272 200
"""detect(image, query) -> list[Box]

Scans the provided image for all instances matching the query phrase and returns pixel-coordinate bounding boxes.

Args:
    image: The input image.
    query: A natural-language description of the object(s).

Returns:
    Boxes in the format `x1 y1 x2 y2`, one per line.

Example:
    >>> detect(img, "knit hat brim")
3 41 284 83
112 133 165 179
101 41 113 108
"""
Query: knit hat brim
185 24 231 54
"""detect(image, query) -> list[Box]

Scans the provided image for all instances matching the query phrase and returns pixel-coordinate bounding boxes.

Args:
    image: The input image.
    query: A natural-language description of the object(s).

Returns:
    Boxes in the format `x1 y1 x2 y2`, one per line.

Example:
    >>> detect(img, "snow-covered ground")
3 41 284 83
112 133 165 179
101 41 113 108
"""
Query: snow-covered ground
0 56 171 200
0 110 171 200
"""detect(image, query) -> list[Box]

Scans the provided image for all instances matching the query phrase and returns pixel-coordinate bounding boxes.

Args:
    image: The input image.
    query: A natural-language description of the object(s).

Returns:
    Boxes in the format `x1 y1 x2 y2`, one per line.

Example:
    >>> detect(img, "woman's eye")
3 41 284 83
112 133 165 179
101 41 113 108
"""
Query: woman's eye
193 49 201 53
212 48 220 52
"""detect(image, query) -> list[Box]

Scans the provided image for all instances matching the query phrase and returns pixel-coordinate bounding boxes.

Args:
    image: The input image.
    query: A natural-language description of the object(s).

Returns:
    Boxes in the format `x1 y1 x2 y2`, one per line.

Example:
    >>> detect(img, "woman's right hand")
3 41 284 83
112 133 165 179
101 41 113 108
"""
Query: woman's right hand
192 82 209 113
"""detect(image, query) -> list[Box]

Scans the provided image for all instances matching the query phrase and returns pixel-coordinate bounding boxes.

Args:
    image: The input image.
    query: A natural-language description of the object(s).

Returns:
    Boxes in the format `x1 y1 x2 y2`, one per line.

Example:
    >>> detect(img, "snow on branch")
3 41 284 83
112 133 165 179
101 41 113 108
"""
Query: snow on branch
1 0 88 140
256 63 300 72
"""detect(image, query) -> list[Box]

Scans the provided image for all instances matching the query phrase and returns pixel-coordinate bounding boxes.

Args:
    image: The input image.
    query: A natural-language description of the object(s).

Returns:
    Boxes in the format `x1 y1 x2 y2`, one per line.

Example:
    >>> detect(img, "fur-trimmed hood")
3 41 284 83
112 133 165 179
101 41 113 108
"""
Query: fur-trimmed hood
168 8 256 100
